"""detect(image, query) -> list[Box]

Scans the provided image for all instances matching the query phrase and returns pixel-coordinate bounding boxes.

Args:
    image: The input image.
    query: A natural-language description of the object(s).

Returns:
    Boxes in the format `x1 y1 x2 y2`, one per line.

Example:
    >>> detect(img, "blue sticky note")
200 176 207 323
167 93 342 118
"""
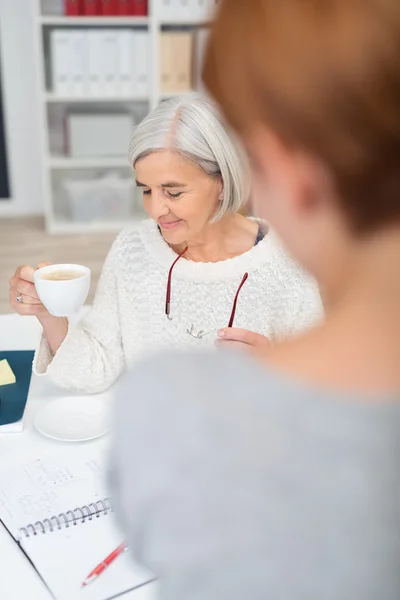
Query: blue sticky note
0 351 34 426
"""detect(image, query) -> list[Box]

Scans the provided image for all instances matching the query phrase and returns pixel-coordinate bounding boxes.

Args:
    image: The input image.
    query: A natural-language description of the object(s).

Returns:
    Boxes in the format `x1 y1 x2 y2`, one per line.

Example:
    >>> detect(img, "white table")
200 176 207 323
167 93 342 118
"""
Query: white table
0 314 158 600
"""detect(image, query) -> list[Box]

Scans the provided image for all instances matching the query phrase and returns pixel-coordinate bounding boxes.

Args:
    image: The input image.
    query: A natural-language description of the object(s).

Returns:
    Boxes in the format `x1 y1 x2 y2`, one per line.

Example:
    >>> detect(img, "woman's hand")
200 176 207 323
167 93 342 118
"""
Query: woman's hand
216 328 271 352
9 262 69 355
9 262 51 317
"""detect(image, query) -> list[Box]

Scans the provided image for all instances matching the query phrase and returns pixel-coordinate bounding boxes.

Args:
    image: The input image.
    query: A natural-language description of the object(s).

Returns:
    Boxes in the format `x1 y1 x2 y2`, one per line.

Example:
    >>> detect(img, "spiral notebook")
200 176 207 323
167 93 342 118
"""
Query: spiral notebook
0 452 153 600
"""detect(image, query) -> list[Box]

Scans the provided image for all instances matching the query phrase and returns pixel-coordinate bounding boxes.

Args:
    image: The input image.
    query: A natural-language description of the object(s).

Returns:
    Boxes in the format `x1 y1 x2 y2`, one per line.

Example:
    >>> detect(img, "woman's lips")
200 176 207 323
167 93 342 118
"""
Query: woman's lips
158 219 182 230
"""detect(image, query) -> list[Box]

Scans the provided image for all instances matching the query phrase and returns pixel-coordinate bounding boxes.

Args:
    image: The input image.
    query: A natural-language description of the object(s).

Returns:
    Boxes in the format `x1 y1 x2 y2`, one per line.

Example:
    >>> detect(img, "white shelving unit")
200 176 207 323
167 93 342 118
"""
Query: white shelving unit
40 16 150 25
48 156 131 169
33 0 214 234
45 93 149 103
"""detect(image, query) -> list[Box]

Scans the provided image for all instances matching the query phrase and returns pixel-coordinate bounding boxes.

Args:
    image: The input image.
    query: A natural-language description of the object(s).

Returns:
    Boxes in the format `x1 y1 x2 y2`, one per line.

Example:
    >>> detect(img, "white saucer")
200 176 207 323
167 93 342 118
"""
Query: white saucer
34 396 110 442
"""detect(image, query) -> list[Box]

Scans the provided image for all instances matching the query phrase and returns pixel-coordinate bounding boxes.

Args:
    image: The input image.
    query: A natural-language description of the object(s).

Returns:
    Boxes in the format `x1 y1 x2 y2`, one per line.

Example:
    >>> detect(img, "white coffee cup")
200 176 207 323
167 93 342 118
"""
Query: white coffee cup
34 264 91 317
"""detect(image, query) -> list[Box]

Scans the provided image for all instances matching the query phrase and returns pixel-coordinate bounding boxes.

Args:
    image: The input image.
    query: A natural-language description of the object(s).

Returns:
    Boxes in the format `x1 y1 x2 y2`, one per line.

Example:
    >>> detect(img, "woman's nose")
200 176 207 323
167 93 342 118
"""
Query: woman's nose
150 193 170 218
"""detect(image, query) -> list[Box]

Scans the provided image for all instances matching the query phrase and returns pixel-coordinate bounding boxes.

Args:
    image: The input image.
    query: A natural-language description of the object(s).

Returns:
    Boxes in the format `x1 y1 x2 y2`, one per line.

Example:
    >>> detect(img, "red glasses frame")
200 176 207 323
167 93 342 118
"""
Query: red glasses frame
165 247 249 328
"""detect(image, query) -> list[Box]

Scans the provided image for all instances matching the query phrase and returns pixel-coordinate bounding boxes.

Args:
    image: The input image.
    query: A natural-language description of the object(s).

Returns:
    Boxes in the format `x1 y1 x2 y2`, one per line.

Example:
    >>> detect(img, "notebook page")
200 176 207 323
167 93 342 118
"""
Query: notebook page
20 511 153 600
0 450 105 537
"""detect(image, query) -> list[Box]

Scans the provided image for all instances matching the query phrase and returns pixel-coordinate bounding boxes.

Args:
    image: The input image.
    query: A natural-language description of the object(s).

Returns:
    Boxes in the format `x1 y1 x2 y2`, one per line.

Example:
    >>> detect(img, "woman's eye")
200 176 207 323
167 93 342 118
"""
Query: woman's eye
142 189 151 195
167 191 182 199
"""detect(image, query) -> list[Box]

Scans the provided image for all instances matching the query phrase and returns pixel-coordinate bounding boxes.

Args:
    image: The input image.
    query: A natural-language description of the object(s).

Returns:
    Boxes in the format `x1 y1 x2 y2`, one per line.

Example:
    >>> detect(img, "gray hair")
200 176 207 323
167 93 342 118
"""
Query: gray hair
129 93 250 220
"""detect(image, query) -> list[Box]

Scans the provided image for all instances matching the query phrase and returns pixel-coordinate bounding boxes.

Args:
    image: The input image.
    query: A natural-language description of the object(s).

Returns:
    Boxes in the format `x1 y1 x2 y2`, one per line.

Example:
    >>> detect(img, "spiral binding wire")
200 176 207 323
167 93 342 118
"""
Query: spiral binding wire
19 497 113 538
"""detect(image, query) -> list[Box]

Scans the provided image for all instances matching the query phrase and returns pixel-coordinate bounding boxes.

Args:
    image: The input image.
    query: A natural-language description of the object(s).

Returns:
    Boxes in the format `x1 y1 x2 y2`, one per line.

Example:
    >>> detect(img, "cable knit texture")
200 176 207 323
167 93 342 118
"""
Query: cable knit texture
33 219 323 393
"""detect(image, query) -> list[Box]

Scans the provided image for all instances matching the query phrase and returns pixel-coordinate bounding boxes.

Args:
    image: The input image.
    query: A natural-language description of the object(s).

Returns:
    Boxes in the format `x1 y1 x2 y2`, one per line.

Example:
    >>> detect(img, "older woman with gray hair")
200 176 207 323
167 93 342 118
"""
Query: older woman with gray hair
9 92 322 393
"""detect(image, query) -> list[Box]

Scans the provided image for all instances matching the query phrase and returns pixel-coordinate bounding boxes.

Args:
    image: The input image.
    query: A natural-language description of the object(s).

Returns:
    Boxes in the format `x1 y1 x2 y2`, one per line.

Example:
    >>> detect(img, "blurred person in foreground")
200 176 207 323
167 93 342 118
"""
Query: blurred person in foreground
111 1 400 599
9 93 321 393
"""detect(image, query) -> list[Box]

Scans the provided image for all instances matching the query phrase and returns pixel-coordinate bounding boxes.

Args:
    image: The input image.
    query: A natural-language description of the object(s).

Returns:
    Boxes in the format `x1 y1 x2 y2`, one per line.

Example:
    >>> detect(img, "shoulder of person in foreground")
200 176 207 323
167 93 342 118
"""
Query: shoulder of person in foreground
109 350 276 581
109 349 400 600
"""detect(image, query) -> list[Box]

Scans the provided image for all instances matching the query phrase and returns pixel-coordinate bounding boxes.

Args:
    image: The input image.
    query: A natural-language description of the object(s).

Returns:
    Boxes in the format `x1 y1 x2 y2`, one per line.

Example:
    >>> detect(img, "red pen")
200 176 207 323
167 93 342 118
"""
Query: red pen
81 543 128 587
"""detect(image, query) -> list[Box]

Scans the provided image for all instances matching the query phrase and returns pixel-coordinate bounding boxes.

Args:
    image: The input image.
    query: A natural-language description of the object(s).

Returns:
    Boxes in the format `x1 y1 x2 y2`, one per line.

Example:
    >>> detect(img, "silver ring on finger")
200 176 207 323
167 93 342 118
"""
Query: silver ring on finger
16 294 23 304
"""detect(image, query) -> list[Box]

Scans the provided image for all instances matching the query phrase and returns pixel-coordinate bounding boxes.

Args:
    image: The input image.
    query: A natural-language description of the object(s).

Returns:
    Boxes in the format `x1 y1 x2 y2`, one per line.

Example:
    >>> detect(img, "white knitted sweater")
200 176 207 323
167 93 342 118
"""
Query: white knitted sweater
34 219 323 393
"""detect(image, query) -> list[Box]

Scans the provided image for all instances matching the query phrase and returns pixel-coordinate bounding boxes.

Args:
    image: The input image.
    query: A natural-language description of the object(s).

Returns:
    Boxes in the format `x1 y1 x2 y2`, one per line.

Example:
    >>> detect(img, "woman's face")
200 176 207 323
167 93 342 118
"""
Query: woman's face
135 150 222 245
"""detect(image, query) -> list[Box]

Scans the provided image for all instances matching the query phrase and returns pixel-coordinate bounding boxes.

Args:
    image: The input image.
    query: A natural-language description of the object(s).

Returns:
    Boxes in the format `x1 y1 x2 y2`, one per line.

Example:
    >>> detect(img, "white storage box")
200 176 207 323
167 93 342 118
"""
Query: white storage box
62 173 134 223
66 112 134 158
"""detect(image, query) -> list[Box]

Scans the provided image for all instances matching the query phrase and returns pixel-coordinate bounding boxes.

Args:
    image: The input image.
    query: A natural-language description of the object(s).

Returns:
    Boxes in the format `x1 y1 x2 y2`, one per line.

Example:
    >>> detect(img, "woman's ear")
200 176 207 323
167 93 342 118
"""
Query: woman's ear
293 152 333 216
217 177 224 201
248 125 332 219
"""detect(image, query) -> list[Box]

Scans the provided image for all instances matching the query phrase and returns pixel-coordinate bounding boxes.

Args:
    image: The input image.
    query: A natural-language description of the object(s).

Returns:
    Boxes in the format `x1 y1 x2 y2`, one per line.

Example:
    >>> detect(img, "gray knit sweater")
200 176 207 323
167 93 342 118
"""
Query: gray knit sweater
110 350 400 600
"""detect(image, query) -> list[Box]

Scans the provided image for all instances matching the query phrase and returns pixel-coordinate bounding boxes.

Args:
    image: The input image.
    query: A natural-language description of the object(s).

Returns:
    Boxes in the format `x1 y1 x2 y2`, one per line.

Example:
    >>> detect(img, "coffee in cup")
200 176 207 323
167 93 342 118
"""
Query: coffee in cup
39 270 84 282
34 264 91 317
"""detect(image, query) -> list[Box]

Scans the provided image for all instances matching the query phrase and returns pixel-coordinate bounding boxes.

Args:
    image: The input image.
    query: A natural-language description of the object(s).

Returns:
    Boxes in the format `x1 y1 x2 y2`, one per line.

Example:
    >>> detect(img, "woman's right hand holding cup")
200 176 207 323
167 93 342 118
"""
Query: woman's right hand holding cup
9 261 70 356
9 262 51 318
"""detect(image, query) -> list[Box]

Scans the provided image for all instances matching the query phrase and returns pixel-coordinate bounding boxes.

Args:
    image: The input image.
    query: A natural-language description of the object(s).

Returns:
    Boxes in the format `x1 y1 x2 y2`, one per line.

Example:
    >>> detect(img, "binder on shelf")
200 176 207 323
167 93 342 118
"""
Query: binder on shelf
117 29 134 96
193 0 219 21
101 0 118 15
159 0 180 22
160 33 174 93
132 0 148 15
70 30 88 96
159 0 218 23
64 0 84 15
174 32 193 92
117 0 133 14
194 27 209 92
194 0 218 21
133 31 150 97
83 0 102 15
160 32 193 94
101 30 119 96
87 30 103 96
183 0 198 21
159 0 197 22
51 30 72 96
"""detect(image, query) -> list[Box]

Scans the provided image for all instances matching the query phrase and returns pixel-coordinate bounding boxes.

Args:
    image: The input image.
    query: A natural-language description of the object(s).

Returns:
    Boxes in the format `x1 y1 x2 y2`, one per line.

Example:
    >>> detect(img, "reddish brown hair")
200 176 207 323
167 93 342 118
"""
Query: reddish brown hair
203 0 400 233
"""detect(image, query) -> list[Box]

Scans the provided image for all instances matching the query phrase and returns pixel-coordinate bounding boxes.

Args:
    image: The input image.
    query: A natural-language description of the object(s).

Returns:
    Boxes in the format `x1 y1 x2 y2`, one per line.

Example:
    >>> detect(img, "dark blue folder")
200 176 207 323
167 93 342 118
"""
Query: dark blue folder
0 351 34 427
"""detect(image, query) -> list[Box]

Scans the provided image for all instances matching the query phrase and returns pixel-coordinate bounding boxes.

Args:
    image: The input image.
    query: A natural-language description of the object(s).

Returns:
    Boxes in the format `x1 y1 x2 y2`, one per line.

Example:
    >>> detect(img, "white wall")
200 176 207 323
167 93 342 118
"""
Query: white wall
0 0 44 216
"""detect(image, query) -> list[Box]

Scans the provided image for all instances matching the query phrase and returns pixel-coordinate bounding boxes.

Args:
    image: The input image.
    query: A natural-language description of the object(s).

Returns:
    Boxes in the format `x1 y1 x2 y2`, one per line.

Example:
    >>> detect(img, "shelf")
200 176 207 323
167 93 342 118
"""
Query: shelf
45 93 148 103
40 16 149 26
39 16 209 28
160 20 210 27
49 218 141 235
49 156 131 169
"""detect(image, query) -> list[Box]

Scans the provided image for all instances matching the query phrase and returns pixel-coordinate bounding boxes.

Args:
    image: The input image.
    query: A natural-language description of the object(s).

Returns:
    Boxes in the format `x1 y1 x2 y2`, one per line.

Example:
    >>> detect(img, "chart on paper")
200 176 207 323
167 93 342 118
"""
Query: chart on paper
0 450 107 536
